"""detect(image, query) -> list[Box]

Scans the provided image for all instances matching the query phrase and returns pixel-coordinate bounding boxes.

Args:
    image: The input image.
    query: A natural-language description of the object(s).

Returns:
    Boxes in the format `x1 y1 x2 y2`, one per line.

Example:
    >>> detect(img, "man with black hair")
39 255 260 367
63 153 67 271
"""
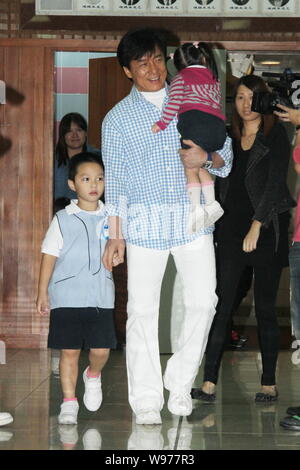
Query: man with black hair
102 28 233 425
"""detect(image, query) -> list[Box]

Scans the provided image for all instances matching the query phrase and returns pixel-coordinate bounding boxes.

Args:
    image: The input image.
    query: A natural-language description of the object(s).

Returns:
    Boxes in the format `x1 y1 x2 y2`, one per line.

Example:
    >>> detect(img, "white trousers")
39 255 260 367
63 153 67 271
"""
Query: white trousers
126 235 218 414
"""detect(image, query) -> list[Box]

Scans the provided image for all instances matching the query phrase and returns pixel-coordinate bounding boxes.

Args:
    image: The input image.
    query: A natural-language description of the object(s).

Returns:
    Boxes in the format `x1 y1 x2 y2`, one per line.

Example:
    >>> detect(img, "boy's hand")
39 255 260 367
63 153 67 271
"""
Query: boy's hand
112 253 122 267
103 239 125 272
36 294 50 316
151 124 161 133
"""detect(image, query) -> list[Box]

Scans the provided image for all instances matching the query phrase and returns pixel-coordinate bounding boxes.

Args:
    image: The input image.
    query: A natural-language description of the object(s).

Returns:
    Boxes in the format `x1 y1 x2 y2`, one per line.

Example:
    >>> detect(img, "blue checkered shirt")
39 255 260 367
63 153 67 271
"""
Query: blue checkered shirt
102 85 233 250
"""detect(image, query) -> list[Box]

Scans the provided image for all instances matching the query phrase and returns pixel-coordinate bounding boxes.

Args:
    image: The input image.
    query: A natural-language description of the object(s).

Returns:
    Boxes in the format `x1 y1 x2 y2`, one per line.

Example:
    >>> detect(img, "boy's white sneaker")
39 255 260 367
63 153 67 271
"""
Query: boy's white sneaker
0 412 13 426
58 401 79 425
83 367 102 412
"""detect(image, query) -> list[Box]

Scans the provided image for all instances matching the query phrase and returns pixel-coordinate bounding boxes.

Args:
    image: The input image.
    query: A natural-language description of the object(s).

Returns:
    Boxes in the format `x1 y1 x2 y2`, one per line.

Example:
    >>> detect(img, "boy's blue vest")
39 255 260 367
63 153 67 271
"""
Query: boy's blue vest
48 209 114 309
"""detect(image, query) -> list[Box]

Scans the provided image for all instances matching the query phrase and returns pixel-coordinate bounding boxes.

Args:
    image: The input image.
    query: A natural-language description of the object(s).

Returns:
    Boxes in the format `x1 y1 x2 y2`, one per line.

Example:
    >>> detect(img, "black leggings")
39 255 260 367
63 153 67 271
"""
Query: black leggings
203 253 282 386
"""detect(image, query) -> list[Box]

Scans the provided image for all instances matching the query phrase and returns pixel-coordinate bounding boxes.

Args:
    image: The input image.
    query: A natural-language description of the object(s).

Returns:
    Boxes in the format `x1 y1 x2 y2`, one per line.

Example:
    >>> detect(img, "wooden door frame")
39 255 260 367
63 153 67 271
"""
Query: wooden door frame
1 36 299 207
1 40 298 121
0 37 298 348
0 37 298 208
1 37 299 204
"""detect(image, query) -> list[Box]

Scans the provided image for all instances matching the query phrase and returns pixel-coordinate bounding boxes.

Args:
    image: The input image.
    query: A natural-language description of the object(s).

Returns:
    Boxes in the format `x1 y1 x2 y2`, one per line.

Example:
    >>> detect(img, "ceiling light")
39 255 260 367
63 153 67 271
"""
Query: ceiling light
260 61 281 65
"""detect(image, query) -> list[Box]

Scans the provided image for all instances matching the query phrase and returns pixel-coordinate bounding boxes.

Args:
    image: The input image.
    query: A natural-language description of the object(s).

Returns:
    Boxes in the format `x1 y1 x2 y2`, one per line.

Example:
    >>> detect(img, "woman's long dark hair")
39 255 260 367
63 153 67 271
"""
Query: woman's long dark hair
173 42 219 80
56 113 88 167
231 75 278 141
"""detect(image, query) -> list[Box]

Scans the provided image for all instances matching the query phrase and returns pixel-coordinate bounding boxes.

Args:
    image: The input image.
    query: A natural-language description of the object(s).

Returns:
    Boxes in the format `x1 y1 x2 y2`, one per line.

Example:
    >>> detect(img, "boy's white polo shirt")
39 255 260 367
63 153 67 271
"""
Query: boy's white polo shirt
41 200 105 258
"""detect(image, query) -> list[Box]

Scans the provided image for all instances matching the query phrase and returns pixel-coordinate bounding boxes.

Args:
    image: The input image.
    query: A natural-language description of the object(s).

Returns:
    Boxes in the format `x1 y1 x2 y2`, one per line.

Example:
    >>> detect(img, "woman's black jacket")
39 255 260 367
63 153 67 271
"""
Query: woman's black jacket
216 123 296 247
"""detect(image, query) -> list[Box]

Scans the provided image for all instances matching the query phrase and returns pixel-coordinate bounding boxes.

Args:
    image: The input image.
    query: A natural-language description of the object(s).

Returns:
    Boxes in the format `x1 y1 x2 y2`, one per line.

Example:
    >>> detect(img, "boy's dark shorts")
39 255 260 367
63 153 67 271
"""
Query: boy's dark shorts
48 307 117 350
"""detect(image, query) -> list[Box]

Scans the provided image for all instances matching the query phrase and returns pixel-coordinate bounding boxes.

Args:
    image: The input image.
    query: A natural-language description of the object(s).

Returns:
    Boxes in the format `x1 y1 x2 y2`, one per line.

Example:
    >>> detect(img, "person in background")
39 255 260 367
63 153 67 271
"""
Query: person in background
275 104 300 431
194 75 295 403
54 113 100 203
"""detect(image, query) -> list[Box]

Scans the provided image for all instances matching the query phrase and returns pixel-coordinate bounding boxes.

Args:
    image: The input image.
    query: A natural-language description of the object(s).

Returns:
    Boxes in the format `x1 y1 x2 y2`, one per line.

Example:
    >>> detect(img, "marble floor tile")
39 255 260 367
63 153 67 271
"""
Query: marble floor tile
1 349 300 450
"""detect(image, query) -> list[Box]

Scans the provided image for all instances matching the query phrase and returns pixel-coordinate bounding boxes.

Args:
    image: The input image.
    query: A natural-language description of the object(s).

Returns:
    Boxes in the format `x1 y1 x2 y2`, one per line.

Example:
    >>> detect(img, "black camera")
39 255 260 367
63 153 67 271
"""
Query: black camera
251 68 300 114
251 91 294 114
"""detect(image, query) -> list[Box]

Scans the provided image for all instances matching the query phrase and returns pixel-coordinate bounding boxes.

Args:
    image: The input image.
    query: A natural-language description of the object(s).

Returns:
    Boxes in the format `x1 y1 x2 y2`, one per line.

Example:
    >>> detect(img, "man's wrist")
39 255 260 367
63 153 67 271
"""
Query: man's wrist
202 152 213 170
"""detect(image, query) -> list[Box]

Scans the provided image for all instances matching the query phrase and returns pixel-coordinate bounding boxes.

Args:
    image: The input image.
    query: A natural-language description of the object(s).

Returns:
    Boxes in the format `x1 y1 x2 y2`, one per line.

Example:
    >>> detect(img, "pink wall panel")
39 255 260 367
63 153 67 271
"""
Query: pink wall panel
54 67 88 94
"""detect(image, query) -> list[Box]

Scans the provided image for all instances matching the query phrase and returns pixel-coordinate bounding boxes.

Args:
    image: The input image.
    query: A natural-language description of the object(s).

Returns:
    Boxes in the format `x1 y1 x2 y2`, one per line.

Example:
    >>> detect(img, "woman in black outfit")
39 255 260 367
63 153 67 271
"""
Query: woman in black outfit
196 75 295 402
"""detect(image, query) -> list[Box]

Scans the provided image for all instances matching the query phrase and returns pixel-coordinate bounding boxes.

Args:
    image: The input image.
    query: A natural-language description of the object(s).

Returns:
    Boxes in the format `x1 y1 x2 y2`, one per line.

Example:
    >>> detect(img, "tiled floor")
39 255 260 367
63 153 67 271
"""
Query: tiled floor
1 347 300 450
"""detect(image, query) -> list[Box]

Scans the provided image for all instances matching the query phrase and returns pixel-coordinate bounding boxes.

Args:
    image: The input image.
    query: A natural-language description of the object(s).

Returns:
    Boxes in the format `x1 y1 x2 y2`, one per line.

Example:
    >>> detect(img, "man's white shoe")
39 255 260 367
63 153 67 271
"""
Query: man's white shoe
0 413 13 427
135 410 162 425
168 392 193 416
58 401 79 425
83 367 102 412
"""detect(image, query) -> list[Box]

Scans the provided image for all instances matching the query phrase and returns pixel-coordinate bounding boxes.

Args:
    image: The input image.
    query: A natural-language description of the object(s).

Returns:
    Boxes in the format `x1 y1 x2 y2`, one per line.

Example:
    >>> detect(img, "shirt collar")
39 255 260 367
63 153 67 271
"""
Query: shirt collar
65 199 105 215
130 83 169 104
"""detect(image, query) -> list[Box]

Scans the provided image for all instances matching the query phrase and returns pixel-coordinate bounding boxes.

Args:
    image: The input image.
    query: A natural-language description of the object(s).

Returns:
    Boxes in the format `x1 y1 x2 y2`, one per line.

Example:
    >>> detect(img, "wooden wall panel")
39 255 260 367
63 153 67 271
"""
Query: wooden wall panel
1 46 19 343
88 57 132 149
0 37 297 350
0 45 53 348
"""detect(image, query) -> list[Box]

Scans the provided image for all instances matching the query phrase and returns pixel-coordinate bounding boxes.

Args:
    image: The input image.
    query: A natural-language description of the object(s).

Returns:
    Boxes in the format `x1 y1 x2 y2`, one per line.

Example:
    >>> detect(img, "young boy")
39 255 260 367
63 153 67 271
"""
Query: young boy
36 152 117 425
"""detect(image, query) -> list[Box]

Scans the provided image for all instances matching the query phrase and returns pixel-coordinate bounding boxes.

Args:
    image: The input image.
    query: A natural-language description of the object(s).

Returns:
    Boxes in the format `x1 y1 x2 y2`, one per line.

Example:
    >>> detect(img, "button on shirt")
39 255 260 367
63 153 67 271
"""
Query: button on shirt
102 85 233 250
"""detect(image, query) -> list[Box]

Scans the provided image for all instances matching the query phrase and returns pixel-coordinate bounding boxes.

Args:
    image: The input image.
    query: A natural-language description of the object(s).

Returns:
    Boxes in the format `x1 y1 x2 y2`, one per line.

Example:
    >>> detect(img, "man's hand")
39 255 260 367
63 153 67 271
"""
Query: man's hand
179 139 225 170
179 139 208 169
274 104 300 126
102 239 126 272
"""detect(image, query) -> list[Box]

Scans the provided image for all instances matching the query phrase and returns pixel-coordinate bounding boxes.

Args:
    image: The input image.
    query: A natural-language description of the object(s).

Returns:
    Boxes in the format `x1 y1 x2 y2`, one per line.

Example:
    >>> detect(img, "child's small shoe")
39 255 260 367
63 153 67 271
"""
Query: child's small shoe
203 201 224 228
187 205 206 234
83 367 103 412
0 412 13 427
58 400 79 425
